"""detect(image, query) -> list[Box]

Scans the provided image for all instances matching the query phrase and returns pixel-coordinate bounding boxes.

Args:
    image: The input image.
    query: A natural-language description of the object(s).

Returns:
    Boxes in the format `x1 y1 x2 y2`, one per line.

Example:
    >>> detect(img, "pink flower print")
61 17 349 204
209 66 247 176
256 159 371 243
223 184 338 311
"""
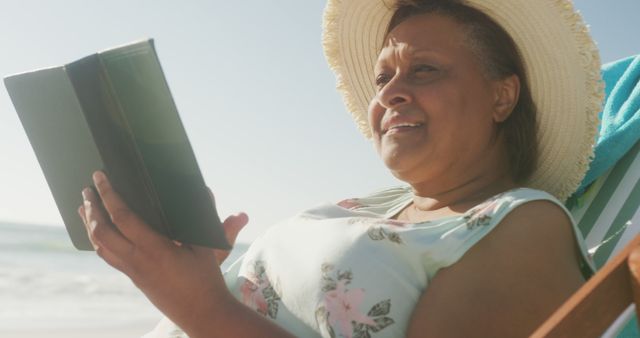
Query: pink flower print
337 198 362 210
316 264 394 338
381 219 408 227
324 280 376 338
240 278 269 316
238 261 280 319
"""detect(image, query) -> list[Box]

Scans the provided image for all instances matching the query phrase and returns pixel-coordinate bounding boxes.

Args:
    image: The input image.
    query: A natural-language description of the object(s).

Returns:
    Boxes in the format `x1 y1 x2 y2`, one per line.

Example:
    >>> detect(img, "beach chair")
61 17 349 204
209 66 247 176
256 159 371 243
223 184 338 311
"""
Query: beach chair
532 139 640 337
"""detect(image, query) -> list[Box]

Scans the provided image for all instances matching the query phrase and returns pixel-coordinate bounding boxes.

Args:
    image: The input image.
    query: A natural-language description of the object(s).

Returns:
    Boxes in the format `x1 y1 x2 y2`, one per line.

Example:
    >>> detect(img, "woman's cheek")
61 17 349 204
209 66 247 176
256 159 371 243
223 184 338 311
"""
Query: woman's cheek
368 107 386 137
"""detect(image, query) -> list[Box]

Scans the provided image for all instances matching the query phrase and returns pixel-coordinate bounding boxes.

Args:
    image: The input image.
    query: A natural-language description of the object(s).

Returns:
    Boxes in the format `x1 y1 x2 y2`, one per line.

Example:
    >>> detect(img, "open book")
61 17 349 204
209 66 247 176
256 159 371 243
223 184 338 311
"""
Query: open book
4 39 230 250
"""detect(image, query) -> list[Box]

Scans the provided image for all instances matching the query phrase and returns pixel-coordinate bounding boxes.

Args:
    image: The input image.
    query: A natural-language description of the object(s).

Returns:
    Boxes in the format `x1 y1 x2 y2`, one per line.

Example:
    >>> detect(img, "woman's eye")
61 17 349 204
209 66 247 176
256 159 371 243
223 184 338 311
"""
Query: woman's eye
375 74 391 87
413 64 437 74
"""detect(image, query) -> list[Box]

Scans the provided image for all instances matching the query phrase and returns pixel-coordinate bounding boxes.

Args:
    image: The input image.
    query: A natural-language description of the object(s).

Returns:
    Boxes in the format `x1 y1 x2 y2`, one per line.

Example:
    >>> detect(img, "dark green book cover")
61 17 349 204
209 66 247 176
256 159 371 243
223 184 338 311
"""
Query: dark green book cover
4 39 230 250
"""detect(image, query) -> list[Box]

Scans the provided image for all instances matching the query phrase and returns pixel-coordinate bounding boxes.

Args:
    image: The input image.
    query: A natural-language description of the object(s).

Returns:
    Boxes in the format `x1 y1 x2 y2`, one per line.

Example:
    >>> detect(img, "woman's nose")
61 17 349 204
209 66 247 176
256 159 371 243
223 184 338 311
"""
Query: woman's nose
376 76 412 109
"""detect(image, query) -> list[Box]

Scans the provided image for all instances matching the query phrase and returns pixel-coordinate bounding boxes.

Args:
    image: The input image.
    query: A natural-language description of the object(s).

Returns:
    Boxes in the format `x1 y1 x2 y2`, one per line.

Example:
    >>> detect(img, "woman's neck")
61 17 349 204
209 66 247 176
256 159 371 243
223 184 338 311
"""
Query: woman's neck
393 172 516 223
410 173 516 213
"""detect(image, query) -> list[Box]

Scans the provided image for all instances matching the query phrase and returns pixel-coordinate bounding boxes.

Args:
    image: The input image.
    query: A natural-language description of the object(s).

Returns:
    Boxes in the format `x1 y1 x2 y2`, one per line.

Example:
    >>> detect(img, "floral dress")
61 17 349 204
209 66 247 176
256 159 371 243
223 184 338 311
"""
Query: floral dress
143 187 594 338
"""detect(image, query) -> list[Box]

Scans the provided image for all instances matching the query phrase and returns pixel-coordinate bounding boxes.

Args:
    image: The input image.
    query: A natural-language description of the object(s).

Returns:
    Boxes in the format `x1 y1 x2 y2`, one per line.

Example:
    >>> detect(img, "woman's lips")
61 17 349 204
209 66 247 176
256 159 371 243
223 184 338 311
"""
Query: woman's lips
383 123 424 135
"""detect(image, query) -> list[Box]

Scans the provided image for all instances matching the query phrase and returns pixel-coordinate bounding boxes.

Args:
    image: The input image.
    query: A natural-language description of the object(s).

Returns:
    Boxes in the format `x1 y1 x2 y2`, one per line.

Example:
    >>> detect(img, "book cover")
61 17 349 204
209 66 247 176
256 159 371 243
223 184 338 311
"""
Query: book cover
4 39 230 250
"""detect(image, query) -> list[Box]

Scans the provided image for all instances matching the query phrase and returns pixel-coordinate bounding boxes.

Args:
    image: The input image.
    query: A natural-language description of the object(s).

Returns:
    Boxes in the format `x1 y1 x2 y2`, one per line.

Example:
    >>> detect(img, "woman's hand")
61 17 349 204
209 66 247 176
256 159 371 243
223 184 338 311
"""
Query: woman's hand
77 171 242 333
78 171 295 338
208 189 248 266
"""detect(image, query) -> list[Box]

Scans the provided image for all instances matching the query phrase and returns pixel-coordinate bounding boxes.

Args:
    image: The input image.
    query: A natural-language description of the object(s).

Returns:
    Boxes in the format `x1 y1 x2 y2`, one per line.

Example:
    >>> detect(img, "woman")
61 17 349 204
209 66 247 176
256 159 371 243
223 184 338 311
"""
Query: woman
79 0 603 337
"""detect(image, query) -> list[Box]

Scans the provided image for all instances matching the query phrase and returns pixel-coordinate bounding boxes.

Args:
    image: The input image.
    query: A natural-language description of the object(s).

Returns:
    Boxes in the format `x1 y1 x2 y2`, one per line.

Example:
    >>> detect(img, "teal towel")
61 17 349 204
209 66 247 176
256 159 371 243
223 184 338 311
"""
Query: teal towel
576 55 640 194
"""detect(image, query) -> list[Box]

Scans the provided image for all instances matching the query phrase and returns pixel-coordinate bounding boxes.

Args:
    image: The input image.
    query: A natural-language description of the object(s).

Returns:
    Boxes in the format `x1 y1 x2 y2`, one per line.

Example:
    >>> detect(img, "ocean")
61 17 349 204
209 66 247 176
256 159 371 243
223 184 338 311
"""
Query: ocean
0 222 248 332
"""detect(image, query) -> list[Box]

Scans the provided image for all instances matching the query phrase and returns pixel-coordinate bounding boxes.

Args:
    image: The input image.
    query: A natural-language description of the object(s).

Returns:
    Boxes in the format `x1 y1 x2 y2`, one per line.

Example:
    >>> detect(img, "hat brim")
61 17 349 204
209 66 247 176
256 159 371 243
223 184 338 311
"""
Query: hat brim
322 0 604 201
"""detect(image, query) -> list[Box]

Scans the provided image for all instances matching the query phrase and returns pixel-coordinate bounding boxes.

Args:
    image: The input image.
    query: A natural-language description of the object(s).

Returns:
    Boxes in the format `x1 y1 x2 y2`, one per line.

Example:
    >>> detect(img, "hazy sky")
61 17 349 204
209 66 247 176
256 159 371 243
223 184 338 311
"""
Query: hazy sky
0 0 638 244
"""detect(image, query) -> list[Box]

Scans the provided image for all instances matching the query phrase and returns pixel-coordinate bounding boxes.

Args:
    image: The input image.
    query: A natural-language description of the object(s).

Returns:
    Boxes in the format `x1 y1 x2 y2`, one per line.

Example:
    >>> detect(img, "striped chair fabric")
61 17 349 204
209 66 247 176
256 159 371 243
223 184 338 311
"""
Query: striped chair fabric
563 139 640 337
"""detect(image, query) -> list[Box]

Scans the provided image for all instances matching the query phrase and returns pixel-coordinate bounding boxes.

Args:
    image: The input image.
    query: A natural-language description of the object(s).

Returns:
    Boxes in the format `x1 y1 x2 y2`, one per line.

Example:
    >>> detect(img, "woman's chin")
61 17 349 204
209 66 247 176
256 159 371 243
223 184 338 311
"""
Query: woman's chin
380 150 438 185
381 153 418 175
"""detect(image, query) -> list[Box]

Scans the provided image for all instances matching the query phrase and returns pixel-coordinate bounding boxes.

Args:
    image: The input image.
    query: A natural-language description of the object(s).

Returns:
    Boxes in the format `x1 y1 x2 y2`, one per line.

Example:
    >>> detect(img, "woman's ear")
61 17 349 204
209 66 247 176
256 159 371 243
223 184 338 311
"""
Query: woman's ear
493 74 520 122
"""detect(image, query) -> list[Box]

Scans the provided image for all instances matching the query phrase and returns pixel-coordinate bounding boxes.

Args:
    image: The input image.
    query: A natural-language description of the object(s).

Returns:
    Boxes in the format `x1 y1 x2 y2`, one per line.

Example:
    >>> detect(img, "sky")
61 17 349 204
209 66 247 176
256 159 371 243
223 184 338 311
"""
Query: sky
0 0 638 244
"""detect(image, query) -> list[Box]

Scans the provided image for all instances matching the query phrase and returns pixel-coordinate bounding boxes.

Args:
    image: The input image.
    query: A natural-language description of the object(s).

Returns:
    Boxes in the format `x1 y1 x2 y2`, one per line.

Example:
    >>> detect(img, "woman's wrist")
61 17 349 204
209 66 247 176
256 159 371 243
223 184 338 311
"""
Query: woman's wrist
181 284 236 336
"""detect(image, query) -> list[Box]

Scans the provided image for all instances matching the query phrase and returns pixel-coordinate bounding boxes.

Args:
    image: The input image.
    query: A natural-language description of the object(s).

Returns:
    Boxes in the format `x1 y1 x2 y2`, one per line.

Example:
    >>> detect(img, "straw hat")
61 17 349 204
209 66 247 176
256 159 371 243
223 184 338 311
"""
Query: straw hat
322 0 605 201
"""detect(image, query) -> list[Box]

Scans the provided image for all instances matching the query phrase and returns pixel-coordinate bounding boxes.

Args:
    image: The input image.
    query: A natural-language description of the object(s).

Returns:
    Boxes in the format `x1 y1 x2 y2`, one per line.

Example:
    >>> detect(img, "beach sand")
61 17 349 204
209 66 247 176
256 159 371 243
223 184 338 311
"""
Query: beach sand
0 319 159 338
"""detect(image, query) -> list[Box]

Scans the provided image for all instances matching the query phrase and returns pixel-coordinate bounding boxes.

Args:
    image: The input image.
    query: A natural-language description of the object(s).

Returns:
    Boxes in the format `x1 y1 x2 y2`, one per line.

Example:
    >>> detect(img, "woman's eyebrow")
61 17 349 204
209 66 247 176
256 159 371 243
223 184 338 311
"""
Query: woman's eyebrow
373 64 386 75
374 51 442 70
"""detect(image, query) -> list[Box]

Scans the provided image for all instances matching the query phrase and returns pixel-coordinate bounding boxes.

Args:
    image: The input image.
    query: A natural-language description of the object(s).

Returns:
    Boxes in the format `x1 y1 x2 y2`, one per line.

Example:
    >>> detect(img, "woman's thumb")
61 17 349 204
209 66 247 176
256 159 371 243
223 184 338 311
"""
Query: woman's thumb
223 212 248 246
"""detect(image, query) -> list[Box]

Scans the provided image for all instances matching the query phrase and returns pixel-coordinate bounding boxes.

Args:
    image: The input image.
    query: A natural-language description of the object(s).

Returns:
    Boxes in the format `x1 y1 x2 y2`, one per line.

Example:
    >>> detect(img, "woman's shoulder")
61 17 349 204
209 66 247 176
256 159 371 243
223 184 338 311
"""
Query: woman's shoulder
413 192 589 338
430 186 594 278
486 188 581 251
483 187 573 234
470 187 567 218
485 187 561 204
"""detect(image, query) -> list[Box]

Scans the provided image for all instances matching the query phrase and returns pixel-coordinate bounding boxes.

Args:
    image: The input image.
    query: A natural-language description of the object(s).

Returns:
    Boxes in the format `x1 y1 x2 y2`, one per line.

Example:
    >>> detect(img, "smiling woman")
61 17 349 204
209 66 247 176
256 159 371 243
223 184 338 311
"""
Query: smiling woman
370 11 523 221
375 0 538 186
76 0 604 337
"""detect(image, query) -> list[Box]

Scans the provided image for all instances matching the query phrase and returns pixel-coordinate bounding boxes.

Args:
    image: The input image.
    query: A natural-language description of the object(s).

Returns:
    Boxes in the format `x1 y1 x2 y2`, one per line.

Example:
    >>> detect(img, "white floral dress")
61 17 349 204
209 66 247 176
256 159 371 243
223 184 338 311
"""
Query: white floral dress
144 187 594 338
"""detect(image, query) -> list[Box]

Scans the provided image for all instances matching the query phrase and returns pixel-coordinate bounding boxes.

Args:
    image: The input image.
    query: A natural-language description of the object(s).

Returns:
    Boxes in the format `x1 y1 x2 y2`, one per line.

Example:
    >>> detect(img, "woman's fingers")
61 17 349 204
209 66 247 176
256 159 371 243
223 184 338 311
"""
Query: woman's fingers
207 186 249 264
78 190 134 273
206 187 248 245
78 205 88 229
82 188 132 254
223 212 248 245
77 205 96 250
91 171 167 248
213 212 248 264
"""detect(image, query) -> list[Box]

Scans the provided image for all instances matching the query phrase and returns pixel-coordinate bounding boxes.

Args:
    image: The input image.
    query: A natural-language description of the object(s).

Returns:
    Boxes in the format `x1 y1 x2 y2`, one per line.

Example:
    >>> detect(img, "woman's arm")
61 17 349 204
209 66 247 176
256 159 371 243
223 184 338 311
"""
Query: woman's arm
406 200 586 338
78 171 295 338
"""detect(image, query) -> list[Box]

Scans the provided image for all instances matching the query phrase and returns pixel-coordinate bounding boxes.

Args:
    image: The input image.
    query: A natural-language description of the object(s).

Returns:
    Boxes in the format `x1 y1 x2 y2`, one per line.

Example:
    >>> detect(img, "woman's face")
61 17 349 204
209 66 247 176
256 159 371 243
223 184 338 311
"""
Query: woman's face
369 13 513 186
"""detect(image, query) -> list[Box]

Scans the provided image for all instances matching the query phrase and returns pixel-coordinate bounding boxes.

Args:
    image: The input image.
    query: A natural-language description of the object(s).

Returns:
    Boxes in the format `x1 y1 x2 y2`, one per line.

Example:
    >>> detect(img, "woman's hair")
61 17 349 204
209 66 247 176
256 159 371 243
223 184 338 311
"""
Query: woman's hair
386 0 538 184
